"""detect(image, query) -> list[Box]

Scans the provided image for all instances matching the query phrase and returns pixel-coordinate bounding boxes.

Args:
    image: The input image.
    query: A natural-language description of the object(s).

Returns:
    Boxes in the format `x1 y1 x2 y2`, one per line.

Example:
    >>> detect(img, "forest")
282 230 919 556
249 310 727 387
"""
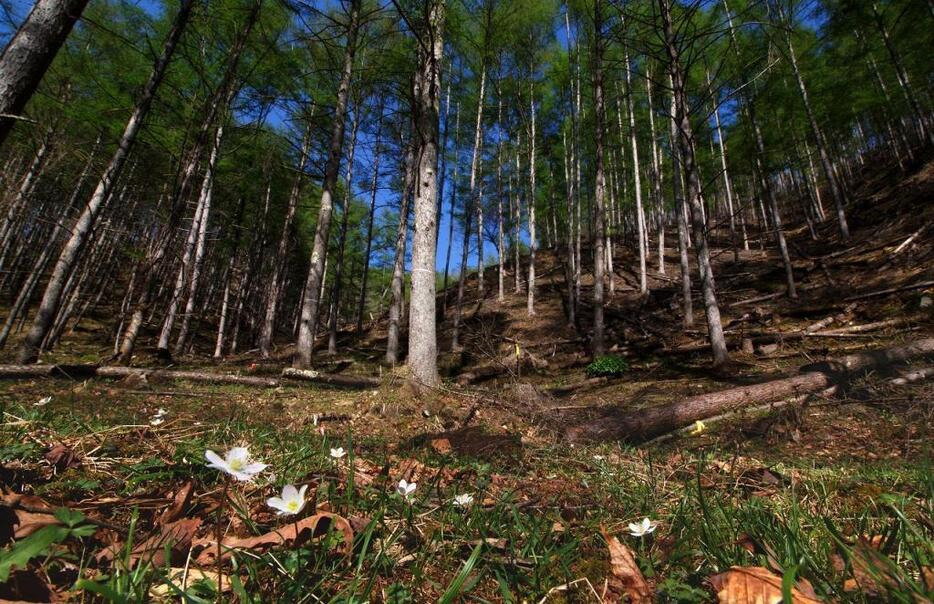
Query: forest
0 0 932 601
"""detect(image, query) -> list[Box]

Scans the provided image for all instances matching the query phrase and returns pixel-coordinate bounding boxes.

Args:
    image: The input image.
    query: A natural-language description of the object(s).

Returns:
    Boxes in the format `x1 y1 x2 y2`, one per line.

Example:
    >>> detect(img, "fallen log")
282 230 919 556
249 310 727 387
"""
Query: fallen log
564 338 934 443
95 366 279 387
0 364 380 389
843 280 934 302
281 367 380 389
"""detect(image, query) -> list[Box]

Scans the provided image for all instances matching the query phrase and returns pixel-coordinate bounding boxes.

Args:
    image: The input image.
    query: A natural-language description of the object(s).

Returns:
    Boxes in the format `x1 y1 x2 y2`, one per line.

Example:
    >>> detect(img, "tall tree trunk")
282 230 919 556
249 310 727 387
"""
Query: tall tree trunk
563 129 576 326
386 134 416 365
327 107 360 355
496 91 505 302
708 69 737 261
527 80 537 316
17 0 193 364
174 122 226 355
0 0 88 147
441 102 460 309
661 0 728 366
0 125 53 267
784 22 849 239
406 0 444 386
294 0 361 368
646 66 665 274
623 50 647 294
870 2 932 146
259 120 312 356
213 196 246 359
469 65 486 298
591 1 607 355
355 102 385 334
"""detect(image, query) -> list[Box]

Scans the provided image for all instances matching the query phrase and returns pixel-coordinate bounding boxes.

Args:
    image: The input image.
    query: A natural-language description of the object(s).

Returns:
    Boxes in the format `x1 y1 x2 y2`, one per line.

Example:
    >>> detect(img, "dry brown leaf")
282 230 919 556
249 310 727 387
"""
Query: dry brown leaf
830 535 901 596
0 492 61 543
430 438 453 455
157 481 194 526
601 529 653 604
149 567 240 597
44 444 81 471
97 518 202 568
708 566 822 604
194 512 353 566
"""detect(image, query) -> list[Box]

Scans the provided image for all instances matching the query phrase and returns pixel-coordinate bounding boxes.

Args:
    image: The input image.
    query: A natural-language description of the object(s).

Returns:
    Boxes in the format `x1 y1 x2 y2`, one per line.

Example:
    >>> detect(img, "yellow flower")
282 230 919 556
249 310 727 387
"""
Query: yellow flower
690 420 706 436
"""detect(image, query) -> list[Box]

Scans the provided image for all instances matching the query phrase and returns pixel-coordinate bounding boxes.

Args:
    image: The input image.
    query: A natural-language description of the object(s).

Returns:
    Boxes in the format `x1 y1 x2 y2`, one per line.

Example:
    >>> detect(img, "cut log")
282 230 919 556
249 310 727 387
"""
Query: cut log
564 338 934 443
843 280 934 302
281 367 380 388
890 366 934 385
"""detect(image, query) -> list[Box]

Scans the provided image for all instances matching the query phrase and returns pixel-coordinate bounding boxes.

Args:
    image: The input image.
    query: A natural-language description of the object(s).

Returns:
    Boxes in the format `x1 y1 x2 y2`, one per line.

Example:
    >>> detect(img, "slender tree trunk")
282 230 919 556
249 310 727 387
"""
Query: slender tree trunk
441 102 460 308
562 128 576 326
669 79 693 328
451 179 473 351
708 69 737 261
174 122 226 356
327 108 360 355
355 102 385 334
469 65 486 298
646 66 665 275
259 121 312 356
662 0 728 366
294 0 361 368
870 2 932 146
386 134 416 365
17 0 193 364
527 80 537 316
0 0 88 148
623 51 647 294
592 1 607 355
406 0 444 386
213 196 246 359
496 91 505 303
784 25 849 239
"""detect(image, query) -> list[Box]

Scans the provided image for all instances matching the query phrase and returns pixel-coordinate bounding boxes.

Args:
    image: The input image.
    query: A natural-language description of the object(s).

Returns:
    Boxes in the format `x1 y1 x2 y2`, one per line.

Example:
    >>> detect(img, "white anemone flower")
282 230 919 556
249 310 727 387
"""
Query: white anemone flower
150 417 165 426
35 396 52 407
205 447 267 482
453 493 474 507
267 484 309 516
396 479 416 500
628 518 658 537
330 447 346 460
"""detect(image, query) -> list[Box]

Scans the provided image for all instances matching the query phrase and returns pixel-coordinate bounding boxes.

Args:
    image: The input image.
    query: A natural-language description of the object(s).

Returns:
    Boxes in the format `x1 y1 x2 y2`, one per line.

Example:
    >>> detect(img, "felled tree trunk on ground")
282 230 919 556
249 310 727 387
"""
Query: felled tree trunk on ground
565 338 934 443
16 0 194 364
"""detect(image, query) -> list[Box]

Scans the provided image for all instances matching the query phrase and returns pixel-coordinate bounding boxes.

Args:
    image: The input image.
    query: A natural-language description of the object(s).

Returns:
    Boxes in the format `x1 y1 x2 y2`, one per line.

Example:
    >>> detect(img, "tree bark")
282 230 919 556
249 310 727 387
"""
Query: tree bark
527 80 537 316
355 102 384 334
294 0 361 368
591 1 607 355
623 49 647 294
661 0 728 366
406 0 444 386
259 120 312 356
386 133 416 365
0 0 88 147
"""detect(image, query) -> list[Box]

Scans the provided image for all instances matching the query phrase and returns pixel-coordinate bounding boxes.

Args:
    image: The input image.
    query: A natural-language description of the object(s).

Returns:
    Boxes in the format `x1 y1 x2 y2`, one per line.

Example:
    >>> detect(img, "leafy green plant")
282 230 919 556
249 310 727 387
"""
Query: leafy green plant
0 508 95 581
586 355 630 378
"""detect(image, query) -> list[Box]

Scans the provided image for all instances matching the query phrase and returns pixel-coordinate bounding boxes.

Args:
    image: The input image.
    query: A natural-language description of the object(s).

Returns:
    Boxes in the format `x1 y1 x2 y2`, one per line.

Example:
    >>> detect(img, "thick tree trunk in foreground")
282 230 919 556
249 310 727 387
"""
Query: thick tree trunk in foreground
565 338 934 443
527 81 537 316
0 0 89 148
17 0 193 364
294 0 361 369
406 0 444 386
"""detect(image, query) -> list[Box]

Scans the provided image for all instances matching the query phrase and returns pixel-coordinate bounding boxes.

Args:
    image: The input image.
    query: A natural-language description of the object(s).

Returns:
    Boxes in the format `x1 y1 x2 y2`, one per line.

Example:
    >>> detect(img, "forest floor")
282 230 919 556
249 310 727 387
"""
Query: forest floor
1 151 933 602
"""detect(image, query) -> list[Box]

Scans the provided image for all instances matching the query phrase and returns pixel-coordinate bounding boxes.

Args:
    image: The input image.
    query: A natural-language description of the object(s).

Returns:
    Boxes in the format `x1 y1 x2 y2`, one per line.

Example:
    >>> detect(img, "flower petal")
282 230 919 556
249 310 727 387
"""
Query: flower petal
227 447 249 463
205 450 228 470
242 462 268 475
282 484 298 500
298 484 309 500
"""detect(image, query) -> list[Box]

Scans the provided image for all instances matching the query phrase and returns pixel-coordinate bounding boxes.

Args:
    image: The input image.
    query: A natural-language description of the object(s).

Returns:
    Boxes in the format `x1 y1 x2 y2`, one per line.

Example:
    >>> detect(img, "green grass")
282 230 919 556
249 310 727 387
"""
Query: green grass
1 385 932 602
